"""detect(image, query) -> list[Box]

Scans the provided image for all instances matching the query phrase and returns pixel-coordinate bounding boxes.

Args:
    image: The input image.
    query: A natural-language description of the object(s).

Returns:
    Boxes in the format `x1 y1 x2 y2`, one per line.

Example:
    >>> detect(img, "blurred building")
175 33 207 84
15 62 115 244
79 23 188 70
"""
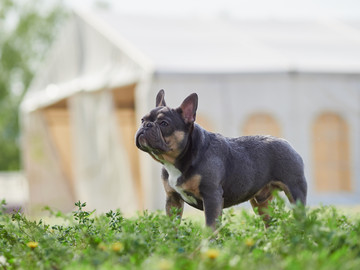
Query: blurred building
20 10 360 214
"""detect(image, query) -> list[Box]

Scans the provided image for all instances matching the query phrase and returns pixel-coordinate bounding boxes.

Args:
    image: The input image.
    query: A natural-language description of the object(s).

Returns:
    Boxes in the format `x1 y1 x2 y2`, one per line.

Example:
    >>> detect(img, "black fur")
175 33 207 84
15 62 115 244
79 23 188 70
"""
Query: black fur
135 90 307 229
181 125 307 208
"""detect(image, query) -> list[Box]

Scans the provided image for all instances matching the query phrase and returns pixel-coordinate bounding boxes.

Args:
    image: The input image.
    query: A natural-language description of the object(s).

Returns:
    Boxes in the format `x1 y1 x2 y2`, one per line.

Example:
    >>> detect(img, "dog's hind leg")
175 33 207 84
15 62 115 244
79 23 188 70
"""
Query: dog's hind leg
251 176 307 228
287 176 307 205
250 197 273 227
272 177 307 205
250 184 275 227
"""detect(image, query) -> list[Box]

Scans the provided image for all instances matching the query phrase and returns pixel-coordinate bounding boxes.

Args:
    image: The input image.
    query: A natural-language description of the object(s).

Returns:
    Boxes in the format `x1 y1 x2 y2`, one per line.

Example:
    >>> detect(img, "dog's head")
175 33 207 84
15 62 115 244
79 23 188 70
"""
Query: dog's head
135 90 198 164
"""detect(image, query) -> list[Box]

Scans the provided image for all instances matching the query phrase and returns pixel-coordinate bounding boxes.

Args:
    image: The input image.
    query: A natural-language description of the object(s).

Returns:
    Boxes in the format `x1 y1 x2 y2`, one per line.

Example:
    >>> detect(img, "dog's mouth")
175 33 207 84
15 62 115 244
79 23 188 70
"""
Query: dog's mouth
135 130 160 153
135 128 170 155
135 131 147 150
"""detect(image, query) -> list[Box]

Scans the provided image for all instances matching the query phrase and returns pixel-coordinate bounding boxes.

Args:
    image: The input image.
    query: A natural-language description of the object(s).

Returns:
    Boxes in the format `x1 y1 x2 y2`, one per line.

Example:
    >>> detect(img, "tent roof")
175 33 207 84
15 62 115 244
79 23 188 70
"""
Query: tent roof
21 10 360 112
93 10 360 73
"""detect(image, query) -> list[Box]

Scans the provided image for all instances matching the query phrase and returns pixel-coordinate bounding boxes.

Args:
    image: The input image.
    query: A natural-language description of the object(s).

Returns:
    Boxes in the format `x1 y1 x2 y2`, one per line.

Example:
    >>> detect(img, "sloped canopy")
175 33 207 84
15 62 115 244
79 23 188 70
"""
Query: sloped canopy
23 10 360 111
97 12 360 73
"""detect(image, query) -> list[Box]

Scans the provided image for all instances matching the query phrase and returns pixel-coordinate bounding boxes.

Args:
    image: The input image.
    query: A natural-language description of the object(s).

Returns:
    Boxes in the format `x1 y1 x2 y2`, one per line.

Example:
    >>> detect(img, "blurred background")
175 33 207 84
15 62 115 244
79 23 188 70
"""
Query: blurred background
1 0 360 215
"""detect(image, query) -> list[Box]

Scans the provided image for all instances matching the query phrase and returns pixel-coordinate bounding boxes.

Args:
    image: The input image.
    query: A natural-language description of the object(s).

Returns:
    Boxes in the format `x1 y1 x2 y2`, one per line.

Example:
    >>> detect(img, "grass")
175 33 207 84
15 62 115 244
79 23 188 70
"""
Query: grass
1 198 360 270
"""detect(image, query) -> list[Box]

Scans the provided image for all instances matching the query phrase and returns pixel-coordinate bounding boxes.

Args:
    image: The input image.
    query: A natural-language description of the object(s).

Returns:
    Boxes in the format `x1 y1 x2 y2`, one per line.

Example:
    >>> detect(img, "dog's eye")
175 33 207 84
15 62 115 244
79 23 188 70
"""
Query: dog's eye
141 118 144 124
160 121 168 127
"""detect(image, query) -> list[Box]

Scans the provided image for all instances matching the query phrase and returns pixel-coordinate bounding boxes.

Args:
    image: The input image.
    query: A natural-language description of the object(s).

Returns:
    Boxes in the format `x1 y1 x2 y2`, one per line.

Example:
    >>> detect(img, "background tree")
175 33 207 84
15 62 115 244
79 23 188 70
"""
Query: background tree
0 0 67 170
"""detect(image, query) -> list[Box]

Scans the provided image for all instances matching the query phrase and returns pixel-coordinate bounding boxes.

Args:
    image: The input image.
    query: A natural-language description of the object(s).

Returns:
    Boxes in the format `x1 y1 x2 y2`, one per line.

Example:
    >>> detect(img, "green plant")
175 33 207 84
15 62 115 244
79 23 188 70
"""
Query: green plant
0 199 359 270
0 0 67 170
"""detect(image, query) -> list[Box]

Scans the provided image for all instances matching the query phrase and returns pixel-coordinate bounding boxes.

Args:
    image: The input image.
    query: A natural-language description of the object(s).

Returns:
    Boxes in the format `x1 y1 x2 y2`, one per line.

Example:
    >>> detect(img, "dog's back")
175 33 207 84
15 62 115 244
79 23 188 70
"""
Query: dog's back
194 126 307 207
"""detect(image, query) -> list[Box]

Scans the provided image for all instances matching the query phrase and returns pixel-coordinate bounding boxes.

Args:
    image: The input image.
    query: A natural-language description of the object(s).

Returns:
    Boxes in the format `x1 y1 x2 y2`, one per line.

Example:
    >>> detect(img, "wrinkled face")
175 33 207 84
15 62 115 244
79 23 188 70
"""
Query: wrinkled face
135 106 189 164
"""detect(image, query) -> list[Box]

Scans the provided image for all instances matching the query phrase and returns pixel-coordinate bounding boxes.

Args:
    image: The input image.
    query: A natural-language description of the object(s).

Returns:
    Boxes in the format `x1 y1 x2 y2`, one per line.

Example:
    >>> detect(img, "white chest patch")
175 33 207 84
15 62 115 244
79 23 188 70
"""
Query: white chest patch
163 163 197 205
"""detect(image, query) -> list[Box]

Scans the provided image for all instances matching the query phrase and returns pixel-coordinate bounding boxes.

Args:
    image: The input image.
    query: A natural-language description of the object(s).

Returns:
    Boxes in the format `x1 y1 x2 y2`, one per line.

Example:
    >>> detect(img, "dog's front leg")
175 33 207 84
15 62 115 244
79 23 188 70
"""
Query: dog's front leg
162 169 184 219
165 192 184 219
202 189 223 230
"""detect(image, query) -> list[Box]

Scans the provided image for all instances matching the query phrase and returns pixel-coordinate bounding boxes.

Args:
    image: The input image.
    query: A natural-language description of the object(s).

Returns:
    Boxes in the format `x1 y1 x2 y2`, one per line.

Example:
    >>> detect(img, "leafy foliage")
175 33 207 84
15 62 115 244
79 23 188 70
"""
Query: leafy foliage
0 0 67 170
0 199 360 269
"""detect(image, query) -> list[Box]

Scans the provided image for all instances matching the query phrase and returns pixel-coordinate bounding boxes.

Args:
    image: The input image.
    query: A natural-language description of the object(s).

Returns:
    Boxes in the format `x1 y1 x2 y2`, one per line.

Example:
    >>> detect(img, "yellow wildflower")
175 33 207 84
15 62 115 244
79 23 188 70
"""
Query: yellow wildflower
27 241 39 249
203 248 220 259
245 238 255 247
111 242 124 252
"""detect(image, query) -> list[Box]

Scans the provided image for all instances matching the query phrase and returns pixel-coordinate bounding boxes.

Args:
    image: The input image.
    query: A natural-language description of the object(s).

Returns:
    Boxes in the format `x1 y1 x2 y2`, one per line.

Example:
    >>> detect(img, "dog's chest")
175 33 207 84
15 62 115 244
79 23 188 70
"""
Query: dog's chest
163 163 197 205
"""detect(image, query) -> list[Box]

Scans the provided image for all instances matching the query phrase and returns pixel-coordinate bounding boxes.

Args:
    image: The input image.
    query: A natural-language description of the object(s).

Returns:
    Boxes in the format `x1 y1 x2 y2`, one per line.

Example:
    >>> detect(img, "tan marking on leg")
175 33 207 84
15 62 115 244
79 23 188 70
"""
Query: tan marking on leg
251 180 296 228
271 181 295 203
254 184 272 204
250 195 273 228
165 194 184 218
251 183 279 228
163 178 176 195
163 179 184 217
180 174 202 198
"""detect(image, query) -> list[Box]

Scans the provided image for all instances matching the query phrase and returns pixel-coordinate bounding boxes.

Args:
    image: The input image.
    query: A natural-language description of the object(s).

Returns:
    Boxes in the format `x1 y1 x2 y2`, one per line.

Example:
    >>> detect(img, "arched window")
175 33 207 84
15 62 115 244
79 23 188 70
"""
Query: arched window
313 113 351 192
242 113 281 137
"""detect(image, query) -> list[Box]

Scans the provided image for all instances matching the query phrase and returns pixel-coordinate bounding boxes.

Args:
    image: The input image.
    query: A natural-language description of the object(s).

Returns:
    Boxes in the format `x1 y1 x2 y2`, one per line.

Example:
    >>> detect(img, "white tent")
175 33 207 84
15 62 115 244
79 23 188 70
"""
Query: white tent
21 9 360 214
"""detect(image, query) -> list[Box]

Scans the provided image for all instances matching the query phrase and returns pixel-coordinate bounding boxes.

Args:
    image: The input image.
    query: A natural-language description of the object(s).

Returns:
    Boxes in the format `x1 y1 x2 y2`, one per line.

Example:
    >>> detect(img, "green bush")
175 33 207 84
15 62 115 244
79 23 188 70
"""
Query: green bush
0 199 359 269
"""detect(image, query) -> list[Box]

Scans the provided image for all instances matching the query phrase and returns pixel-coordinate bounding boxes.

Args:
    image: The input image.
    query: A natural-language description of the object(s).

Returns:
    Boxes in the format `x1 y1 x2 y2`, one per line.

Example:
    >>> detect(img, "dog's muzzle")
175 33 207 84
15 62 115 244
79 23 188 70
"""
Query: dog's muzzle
135 130 147 149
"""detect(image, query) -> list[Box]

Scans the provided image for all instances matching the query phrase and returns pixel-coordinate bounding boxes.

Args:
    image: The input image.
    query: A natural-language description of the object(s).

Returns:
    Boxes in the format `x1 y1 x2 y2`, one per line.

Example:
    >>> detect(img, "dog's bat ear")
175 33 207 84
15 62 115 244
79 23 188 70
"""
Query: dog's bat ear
156 89 167 107
178 93 198 124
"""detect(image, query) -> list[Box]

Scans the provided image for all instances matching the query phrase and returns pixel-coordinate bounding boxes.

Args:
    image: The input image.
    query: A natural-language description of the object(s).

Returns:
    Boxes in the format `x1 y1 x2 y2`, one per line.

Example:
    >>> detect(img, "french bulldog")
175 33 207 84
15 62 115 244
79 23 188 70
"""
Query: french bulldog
135 90 307 229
